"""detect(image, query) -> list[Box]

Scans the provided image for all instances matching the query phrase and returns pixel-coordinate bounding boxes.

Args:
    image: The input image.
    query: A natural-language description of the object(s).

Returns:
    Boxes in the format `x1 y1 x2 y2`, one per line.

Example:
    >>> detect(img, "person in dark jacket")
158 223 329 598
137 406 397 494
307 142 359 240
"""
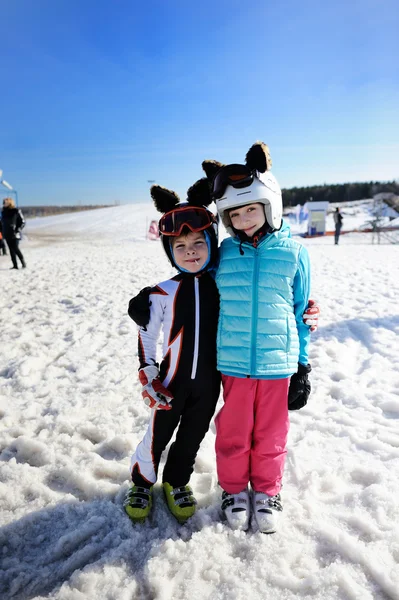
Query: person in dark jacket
124 179 221 525
334 207 343 245
0 197 26 269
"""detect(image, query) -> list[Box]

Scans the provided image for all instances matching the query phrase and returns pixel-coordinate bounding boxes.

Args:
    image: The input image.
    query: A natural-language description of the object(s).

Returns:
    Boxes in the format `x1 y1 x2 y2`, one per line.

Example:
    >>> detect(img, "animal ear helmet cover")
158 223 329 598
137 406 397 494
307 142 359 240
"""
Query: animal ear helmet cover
150 179 218 271
202 141 283 235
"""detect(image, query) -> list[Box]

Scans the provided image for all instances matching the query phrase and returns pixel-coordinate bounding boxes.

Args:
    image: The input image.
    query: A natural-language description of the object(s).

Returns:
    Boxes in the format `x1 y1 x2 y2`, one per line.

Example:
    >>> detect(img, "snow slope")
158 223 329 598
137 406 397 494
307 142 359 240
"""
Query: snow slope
1 205 399 600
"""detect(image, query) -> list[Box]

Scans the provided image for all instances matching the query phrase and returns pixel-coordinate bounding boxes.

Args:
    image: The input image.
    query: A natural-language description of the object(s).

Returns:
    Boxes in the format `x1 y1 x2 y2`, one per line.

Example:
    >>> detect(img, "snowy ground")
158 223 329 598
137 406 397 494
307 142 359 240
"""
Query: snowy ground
1 203 399 600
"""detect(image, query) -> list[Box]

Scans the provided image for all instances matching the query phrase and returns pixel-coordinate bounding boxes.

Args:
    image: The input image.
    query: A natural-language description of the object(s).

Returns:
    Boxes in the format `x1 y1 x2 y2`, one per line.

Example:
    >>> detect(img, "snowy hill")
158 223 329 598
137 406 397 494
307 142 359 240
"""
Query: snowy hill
24 204 160 241
1 205 399 600
24 198 399 242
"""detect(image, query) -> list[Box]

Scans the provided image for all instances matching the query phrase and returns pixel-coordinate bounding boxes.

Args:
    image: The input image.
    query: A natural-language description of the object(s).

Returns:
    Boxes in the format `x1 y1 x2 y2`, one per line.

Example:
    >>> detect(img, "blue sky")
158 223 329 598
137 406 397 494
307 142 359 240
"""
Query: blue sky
1 0 398 205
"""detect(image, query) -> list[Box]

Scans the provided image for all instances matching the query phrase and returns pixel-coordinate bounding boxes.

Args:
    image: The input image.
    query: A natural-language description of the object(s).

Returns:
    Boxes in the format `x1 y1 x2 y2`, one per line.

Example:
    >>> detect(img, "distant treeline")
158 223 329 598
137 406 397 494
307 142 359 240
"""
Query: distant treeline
21 205 113 218
282 180 399 207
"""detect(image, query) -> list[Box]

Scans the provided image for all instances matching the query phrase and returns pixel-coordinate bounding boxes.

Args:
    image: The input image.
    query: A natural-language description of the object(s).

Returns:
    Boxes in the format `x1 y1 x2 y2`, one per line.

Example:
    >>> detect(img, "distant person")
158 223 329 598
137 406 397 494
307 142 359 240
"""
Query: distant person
0 197 26 269
334 207 343 245
0 229 7 255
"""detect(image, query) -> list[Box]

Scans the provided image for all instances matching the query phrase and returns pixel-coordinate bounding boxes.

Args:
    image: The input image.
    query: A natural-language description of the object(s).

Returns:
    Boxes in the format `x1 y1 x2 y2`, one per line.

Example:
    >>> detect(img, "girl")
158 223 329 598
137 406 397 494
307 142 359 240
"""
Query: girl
202 141 312 533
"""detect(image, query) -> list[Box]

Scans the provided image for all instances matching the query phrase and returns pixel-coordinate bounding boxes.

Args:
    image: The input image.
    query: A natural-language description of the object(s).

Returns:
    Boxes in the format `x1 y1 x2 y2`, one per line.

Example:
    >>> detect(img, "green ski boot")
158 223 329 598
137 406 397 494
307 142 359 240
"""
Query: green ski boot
163 482 197 523
124 485 153 523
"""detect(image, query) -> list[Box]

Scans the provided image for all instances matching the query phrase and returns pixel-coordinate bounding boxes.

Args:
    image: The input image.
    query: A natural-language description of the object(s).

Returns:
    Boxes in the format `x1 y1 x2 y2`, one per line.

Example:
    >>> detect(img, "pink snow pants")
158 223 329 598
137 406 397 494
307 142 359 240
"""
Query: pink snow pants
215 375 290 496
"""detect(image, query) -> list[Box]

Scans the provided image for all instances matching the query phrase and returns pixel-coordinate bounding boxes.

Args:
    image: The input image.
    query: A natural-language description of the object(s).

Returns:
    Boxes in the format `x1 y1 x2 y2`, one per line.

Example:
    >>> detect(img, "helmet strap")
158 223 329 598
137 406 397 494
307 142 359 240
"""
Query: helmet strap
234 221 274 245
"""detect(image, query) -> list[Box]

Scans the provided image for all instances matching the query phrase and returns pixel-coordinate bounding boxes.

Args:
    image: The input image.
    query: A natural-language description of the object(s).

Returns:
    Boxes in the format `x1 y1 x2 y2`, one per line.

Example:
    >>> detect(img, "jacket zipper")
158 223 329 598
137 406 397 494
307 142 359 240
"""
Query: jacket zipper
250 248 259 376
191 276 200 379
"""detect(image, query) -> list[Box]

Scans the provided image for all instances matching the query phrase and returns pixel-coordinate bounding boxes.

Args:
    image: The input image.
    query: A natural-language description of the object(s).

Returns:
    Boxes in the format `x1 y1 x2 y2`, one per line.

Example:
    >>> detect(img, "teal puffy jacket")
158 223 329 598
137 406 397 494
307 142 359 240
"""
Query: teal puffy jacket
216 220 311 379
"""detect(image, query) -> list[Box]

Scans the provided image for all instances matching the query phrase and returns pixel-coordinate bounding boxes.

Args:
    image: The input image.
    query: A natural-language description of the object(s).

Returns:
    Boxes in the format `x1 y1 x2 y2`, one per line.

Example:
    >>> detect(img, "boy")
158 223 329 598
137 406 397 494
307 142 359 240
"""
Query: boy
124 180 221 524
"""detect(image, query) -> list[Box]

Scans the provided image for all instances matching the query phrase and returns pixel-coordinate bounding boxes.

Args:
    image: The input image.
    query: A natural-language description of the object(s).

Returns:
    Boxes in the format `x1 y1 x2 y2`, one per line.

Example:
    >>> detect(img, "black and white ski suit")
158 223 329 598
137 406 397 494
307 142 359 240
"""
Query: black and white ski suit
131 271 221 488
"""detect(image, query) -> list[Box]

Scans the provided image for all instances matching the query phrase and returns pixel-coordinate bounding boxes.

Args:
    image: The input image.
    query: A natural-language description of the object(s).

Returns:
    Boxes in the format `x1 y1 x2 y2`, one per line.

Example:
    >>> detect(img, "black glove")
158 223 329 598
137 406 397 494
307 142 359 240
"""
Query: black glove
288 363 311 411
128 286 152 329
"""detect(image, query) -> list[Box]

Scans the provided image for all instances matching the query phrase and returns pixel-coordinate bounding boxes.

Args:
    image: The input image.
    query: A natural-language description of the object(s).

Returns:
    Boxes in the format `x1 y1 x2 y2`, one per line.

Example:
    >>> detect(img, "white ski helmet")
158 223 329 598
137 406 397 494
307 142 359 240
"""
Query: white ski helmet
202 141 283 237
216 170 282 236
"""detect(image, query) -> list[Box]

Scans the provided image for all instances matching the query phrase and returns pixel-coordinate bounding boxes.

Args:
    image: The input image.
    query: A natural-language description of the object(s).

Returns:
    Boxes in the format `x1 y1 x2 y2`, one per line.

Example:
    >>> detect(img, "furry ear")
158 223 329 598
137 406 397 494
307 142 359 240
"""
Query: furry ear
150 185 180 213
186 178 212 207
245 141 272 173
202 160 225 181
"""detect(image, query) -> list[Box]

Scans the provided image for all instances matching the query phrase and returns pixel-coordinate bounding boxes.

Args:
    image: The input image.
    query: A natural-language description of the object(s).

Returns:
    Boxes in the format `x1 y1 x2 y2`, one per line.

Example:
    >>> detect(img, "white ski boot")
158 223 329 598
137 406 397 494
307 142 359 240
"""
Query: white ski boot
252 491 282 534
221 489 250 531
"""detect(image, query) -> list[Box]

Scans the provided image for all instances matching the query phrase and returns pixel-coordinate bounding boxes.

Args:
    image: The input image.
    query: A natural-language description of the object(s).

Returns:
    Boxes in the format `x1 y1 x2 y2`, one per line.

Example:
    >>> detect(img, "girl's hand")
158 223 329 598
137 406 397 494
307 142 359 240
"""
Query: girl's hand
303 299 319 332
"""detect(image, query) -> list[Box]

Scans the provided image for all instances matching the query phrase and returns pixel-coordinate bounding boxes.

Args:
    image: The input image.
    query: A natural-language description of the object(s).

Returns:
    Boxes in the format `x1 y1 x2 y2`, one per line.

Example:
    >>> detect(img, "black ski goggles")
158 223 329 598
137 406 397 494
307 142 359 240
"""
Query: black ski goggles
212 164 255 200
159 206 215 237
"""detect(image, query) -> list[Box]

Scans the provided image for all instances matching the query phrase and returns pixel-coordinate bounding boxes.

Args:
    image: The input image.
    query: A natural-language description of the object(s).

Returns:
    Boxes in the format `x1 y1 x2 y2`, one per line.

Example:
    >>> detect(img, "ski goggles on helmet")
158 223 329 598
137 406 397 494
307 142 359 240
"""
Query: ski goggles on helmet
211 164 255 200
159 206 215 237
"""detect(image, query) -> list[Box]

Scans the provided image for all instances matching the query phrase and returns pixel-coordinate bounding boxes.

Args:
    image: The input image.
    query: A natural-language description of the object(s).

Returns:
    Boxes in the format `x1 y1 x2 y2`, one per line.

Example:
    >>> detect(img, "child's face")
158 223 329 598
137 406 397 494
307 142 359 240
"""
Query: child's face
229 203 266 237
172 231 209 273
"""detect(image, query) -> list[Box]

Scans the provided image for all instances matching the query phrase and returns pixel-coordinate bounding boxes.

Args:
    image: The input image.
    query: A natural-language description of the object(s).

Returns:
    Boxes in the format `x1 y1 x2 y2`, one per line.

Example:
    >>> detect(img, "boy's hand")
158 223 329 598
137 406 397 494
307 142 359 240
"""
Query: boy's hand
288 363 311 410
139 365 173 411
303 299 319 332
128 287 152 329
